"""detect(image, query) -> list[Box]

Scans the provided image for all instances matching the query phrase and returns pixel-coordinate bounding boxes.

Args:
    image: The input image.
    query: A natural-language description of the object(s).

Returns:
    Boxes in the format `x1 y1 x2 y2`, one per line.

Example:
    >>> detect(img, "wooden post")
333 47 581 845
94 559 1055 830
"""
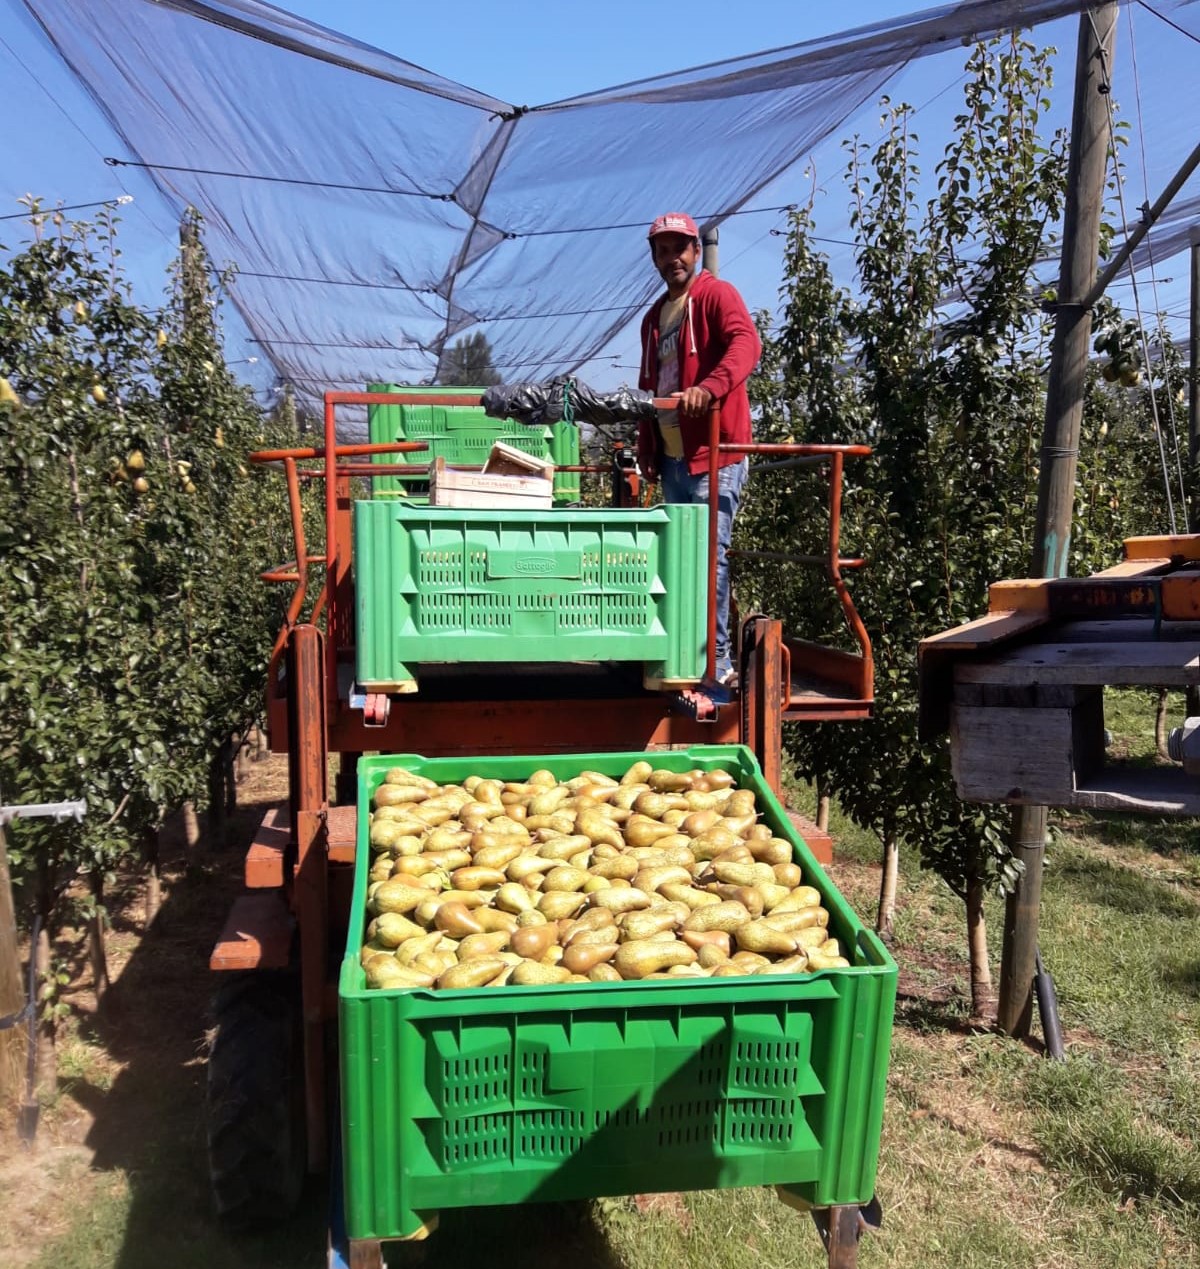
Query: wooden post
0 825 27 1101
998 2 1118 1039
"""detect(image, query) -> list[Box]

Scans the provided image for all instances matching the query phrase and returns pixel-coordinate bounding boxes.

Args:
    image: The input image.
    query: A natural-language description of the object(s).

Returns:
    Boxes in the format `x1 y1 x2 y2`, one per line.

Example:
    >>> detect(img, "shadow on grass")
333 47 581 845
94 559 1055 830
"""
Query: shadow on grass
1038 1109 1200 1211
1026 1059 1200 1214
1157 955 1200 1001
1066 811 1200 859
387 1201 628 1269
1049 849 1198 920
39 786 328 1269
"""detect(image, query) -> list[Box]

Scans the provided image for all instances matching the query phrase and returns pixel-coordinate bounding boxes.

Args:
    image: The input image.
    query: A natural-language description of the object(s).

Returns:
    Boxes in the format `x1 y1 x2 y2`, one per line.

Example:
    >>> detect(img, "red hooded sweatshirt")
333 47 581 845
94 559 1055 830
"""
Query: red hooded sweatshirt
637 268 761 477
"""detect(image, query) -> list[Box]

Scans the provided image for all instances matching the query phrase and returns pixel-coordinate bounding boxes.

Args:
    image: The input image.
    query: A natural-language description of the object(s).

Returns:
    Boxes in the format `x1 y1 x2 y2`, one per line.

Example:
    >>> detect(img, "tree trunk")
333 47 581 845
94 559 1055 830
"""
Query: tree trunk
224 736 238 815
1155 688 1170 760
34 922 55 1097
208 750 228 848
87 871 111 1010
256 724 270 761
0 826 27 1101
235 734 249 784
966 875 997 1023
876 831 899 941
143 827 162 928
816 793 831 834
182 800 201 850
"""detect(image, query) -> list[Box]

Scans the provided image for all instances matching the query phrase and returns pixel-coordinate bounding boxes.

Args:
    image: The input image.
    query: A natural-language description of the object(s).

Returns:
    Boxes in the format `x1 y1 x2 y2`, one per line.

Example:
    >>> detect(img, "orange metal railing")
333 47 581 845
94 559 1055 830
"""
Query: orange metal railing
252 390 872 715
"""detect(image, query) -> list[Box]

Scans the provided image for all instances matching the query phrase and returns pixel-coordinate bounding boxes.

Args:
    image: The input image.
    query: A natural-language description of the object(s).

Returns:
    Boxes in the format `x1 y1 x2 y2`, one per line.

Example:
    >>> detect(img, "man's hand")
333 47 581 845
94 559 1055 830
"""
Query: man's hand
672 386 713 418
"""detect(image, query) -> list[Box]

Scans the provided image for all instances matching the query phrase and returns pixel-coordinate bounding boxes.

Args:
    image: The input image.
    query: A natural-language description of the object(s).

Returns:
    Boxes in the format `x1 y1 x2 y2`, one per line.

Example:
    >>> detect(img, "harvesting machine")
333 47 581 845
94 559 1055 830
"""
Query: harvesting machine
206 388 895 1269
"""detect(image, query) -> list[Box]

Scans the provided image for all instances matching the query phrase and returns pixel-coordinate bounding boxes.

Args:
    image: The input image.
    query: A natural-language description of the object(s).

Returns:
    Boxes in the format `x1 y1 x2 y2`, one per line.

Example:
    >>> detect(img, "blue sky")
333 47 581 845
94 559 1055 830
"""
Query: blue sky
1 0 1196 393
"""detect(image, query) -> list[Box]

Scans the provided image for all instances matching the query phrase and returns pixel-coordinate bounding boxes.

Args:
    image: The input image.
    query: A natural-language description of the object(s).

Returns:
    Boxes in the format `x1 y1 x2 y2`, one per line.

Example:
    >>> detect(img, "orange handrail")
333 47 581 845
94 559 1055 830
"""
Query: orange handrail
251 428 432 706
252 389 871 714
717 429 873 697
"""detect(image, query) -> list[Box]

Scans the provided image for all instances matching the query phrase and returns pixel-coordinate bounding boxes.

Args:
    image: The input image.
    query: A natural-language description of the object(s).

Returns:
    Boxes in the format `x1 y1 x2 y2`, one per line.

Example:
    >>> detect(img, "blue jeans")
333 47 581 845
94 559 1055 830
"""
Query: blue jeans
660 455 748 674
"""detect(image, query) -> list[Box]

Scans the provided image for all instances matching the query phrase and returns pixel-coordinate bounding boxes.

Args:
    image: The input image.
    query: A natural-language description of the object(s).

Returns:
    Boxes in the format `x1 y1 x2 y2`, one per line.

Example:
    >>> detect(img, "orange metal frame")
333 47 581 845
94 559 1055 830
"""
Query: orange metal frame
229 389 875 1177
245 392 877 834
252 392 873 737
719 432 874 716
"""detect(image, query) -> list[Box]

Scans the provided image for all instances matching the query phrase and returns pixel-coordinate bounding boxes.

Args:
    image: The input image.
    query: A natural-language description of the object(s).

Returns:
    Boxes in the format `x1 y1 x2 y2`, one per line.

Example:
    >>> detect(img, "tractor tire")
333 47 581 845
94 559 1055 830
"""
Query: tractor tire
207 970 306 1224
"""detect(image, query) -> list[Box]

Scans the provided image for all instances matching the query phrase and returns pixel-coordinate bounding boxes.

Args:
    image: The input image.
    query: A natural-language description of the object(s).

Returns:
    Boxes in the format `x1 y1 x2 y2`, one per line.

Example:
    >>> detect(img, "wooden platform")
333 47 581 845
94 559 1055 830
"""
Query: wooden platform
955 636 1200 687
245 803 357 888
210 891 294 970
947 618 1200 815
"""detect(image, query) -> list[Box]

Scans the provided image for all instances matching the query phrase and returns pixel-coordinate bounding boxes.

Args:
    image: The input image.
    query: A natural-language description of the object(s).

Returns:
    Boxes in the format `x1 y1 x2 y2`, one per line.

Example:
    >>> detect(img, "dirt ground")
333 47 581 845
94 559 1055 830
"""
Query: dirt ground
0 752 327 1268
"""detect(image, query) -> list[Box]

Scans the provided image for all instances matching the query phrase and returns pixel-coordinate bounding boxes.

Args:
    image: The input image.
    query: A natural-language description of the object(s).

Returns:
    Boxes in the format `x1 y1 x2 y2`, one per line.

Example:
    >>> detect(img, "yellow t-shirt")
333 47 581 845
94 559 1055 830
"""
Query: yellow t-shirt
655 294 689 459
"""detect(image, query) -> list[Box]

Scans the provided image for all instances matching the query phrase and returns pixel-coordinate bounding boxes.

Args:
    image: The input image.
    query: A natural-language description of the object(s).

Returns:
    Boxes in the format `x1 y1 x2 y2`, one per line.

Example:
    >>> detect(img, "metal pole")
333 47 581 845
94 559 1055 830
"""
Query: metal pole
0 825 26 1103
998 1 1118 1040
1190 230 1200 482
702 225 719 278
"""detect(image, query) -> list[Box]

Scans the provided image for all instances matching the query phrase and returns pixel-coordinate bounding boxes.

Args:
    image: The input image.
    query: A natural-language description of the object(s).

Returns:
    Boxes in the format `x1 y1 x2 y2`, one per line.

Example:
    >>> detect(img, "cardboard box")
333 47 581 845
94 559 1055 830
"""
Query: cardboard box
481 440 555 482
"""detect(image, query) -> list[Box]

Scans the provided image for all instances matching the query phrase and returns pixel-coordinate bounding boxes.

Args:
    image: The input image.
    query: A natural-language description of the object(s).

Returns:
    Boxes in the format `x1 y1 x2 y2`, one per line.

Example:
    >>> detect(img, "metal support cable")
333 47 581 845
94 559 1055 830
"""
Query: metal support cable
1092 13 1180 532
1124 2 1190 523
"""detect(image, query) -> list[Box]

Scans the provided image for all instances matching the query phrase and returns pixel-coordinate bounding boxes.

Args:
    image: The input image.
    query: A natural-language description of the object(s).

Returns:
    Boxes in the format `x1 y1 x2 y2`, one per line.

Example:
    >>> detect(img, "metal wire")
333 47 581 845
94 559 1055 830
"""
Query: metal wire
1124 2 1190 524
1091 10 1182 533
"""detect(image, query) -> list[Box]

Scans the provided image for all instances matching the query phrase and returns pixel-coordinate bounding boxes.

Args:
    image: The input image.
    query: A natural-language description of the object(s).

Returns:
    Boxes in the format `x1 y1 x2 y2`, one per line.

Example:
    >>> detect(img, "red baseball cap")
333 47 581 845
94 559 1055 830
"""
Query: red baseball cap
648 212 700 240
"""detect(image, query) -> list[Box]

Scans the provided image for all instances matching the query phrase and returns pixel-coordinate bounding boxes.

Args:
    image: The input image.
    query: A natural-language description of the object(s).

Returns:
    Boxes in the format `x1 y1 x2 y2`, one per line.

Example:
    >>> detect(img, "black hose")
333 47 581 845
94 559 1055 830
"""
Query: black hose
1035 947 1066 1061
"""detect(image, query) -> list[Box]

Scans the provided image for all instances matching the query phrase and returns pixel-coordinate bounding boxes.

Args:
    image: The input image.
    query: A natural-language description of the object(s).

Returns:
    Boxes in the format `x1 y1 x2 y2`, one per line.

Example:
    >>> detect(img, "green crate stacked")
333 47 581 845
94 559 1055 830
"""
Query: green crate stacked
339 744 897 1242
367 383 581 503
353 501 707 689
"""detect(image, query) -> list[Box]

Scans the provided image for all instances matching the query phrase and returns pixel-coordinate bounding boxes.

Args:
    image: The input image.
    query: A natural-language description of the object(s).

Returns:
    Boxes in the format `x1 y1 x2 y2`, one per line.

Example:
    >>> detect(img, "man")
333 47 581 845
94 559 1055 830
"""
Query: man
637 211 761 691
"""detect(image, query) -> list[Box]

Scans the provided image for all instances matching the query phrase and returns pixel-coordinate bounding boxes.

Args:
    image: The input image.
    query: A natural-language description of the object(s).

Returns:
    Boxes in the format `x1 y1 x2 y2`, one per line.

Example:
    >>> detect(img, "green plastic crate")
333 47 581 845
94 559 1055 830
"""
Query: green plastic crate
367 383 581 503
353 501 708 688
339 744 896 1241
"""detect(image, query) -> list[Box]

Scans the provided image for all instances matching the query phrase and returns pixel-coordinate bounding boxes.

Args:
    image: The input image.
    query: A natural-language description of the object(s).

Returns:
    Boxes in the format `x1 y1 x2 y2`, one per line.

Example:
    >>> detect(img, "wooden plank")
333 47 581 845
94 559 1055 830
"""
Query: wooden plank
1049 618 1200 643
951 706 1075 803
918 608 1047 649
245 804 289 888
327 804 357 860
958 765 1200 815
1124 534 1200 561
956 641 1200 687
1094 558 1170 578
918 609 1051 741
210 892 294 970
244 803 357 889
1071 767 1200 815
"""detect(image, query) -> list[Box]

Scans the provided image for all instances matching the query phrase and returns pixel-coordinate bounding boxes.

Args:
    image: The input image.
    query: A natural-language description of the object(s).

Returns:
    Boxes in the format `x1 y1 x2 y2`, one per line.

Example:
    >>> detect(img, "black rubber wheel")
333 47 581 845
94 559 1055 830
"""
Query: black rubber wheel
207 970 306 1224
